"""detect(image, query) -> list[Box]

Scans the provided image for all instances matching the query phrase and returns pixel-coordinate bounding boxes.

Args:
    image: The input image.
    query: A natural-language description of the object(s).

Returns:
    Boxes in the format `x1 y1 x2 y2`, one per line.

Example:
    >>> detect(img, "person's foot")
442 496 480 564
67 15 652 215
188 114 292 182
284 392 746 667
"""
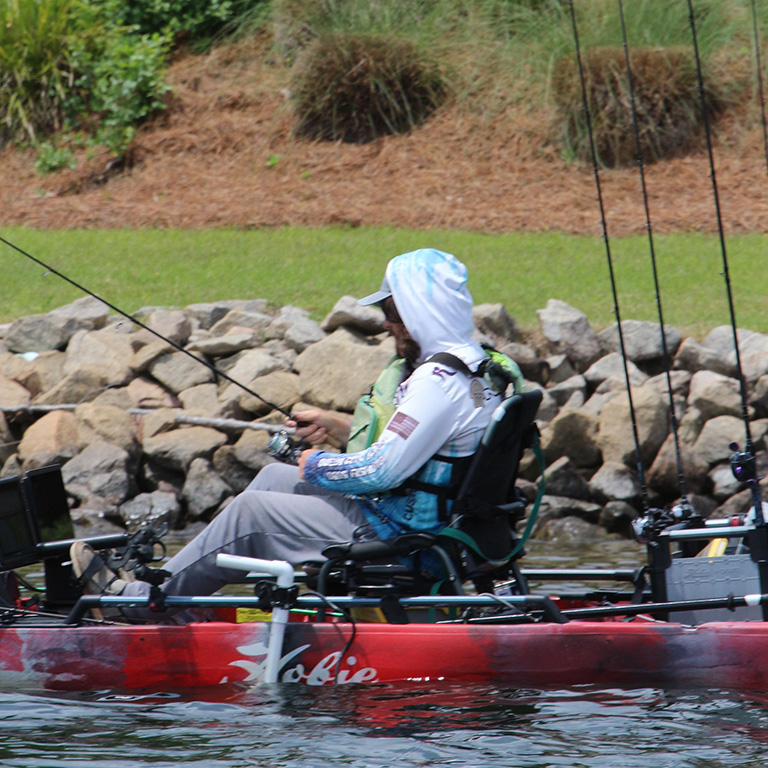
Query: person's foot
70 541 129 620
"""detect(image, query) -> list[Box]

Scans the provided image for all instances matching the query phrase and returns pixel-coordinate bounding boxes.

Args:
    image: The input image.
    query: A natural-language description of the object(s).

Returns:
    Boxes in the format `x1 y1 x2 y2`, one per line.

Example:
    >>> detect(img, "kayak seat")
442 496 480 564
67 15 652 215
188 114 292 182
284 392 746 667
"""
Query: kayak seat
313 388 543 600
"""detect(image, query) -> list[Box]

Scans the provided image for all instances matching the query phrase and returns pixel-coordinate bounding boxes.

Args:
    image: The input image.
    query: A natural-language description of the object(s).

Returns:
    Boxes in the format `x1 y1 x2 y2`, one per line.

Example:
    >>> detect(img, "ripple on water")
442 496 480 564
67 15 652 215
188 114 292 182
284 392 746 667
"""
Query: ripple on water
2 683 768 768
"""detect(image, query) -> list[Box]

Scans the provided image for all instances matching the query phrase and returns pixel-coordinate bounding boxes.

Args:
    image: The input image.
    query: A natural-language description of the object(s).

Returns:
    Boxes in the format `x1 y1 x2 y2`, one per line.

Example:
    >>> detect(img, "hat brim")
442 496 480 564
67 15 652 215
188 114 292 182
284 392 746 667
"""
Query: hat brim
357 289 391 307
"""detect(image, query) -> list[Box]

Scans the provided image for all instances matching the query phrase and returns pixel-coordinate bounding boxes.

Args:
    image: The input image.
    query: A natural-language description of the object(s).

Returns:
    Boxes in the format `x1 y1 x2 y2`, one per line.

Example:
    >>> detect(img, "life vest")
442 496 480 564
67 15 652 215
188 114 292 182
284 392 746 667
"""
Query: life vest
346 346 525 454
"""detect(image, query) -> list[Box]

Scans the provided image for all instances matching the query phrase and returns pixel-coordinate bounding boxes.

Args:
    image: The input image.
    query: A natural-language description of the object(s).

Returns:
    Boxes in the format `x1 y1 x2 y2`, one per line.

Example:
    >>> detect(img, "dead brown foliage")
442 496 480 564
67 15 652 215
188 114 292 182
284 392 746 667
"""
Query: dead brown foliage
1 38 767 236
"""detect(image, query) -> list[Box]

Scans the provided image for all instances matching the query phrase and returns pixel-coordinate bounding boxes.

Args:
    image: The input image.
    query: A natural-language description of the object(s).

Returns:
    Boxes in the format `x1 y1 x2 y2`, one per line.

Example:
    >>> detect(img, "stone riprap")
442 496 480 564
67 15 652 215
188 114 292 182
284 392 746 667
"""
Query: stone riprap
1 294 767 546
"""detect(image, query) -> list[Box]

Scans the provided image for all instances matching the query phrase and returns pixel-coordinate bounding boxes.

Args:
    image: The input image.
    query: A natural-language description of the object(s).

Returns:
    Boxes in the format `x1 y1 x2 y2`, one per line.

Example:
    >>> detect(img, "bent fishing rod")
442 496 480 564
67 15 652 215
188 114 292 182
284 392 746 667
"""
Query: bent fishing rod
0 233 297 423
687 0 764 525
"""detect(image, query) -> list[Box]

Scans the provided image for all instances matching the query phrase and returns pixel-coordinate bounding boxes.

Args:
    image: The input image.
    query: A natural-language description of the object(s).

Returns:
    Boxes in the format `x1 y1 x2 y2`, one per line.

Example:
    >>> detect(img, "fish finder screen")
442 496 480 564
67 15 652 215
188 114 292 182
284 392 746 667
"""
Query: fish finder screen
23 466 75 543
0 477 38 569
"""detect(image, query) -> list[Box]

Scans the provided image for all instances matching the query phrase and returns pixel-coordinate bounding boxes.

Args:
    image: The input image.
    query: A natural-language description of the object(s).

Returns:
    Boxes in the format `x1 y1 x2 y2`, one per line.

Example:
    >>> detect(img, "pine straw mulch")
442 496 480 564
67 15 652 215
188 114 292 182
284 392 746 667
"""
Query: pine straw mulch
2 38 768 236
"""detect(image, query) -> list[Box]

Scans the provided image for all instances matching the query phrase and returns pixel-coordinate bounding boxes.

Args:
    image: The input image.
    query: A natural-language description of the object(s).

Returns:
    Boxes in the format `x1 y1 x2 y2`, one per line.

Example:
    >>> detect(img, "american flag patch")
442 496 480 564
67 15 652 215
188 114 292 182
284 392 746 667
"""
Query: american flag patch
387 412 419 440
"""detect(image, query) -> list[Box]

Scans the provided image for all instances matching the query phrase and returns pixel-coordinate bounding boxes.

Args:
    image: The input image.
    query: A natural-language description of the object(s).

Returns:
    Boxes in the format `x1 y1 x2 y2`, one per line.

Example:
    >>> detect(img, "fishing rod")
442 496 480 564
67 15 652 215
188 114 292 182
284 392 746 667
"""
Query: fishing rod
686 0 765 525
567 0 653 512
750 0 768 184
616 0 690 508
0 233 296 421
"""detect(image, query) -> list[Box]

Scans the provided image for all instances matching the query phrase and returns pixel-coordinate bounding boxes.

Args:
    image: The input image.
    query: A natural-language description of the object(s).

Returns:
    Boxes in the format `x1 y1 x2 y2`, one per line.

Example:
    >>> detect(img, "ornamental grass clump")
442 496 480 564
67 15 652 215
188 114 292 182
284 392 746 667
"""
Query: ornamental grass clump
551 46 721 168
289 32 446 143
0 0 77 148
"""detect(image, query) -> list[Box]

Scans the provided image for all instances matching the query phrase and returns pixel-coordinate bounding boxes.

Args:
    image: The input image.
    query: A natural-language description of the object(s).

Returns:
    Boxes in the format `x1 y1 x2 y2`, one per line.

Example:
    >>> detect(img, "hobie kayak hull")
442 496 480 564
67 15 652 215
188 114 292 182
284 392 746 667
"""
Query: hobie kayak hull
2 620 767 692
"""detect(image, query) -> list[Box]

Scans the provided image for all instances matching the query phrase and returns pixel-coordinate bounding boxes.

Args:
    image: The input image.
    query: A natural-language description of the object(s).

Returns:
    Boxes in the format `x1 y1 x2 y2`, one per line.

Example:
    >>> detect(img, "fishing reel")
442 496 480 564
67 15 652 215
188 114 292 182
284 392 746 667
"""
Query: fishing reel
267 429 304 465
632 502 699 545
729 442 757 484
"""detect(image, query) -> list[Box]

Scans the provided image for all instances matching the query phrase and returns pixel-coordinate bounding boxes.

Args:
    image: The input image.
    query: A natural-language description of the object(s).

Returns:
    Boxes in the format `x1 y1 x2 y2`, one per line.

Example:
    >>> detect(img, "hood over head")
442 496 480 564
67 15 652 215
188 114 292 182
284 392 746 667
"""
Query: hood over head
362 248 482 365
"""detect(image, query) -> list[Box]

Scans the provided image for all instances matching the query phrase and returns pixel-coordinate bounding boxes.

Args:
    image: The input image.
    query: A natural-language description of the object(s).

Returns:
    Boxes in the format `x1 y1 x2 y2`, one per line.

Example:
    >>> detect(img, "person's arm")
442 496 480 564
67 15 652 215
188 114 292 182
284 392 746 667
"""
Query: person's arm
286 408 353 448
302 367 461 492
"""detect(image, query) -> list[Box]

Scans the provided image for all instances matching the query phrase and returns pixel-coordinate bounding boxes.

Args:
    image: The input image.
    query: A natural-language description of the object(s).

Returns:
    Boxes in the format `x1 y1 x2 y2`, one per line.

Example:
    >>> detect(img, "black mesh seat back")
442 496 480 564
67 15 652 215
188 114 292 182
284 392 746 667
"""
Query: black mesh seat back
455 389 542 508
449 389 542 569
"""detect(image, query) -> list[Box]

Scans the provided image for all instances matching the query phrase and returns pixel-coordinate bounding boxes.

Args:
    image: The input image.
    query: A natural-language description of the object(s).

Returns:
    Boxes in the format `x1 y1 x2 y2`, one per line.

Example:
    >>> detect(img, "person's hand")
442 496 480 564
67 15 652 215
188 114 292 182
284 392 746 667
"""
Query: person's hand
287 409 352 448
298 448 320 479
286 408 331 446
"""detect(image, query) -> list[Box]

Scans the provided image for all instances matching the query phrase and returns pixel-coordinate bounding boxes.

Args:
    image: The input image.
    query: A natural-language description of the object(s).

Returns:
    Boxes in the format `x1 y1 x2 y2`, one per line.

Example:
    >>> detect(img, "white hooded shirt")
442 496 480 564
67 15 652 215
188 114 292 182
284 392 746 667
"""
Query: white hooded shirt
303 249 505 539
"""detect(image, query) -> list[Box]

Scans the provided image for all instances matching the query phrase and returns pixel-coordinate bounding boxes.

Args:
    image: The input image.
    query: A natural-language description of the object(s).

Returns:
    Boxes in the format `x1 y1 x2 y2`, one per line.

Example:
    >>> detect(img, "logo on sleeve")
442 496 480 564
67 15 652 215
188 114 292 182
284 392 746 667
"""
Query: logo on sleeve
386 412 419 440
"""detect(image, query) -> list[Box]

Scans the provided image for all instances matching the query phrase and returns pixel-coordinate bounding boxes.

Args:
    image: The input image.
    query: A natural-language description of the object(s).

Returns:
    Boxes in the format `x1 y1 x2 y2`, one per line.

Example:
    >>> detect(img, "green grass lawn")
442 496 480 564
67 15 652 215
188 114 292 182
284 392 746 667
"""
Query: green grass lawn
1 226 767 338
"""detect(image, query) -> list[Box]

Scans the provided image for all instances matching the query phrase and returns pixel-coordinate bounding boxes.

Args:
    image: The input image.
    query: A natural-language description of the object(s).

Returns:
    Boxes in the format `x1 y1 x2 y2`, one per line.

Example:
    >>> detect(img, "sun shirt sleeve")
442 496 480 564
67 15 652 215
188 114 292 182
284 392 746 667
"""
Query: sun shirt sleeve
303 366 462 494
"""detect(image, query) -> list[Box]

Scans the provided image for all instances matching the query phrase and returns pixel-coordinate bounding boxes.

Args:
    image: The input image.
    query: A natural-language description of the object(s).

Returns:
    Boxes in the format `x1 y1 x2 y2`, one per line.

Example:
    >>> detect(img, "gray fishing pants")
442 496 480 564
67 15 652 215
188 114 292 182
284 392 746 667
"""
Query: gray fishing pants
121 462 374 617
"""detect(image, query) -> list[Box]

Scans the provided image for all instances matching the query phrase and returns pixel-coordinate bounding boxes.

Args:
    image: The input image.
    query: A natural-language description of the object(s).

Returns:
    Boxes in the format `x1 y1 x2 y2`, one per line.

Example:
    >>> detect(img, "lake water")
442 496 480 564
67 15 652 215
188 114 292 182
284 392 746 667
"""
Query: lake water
4 538 768 767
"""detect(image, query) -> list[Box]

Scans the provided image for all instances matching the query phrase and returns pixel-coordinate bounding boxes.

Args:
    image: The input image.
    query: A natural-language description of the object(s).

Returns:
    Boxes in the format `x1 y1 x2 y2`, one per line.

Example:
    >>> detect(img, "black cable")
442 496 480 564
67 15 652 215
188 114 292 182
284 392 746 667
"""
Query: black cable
616 0 689 503
0 234 293 419
567 0 650 509
299 590 358 684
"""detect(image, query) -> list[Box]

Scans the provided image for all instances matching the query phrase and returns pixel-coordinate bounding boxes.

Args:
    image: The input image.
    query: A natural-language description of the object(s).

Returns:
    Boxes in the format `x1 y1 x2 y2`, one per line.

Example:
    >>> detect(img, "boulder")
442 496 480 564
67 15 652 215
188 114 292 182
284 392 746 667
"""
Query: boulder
212 445 257 495
542 457 592 500
541 408 601 468
322 296 385 335
0 412 15 466
472 303 519 343
4 296 109 353
294 328 395 412
536 514 607 544
18 410 79 470
182 458 232 520
210 309 271 337
688 370 743 421
536 299 601 372
597 383 668 468
583 353 647 389
588 461 642 504
63 329 134 385
61 441 134 512
239 370 302 416
147 350 215 394
143 426 228 472
546 374 587 407
74 403 140 460
693 415 746 466
179 383 223 416
186 331 259 357
119 491 181 530
0 372 31 409
599 501 639 536
34 366 109 407
673 336 733 377
646 433 711 499
598 320 682 362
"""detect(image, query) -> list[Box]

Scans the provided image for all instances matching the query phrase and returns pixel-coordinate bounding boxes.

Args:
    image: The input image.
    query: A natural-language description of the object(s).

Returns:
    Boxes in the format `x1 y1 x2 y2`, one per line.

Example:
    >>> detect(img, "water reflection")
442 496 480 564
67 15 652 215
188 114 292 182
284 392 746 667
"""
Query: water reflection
2 684 767 767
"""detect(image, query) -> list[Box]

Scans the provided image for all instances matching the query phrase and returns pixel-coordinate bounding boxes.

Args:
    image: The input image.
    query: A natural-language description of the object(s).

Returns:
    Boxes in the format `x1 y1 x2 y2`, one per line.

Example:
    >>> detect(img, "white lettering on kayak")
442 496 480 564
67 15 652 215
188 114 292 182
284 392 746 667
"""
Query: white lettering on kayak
225 643 378 685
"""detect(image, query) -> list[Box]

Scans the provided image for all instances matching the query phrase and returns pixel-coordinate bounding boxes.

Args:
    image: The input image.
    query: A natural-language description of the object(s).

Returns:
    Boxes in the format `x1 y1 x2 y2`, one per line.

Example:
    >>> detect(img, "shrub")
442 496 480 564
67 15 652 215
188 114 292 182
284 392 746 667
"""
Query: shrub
0 0 78 148
290 32 446 143
34 141 76 174
551 46 722 167
70 29 171 156
90 0 261 50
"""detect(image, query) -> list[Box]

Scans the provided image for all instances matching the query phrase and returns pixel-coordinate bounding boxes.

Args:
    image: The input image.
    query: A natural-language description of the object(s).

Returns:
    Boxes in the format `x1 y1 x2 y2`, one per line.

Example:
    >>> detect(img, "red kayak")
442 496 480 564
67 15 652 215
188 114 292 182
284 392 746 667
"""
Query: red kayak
3 612 768 692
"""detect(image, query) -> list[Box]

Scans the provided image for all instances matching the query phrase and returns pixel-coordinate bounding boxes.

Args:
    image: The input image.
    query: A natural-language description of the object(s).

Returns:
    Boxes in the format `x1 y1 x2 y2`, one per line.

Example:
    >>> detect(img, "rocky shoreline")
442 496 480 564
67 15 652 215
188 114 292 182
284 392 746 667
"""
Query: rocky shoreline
1 295 767 546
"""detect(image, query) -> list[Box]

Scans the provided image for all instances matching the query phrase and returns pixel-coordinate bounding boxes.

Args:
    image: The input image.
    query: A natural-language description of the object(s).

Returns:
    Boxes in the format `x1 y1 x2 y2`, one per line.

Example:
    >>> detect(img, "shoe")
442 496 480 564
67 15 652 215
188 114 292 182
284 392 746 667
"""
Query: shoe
70 541 129 621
